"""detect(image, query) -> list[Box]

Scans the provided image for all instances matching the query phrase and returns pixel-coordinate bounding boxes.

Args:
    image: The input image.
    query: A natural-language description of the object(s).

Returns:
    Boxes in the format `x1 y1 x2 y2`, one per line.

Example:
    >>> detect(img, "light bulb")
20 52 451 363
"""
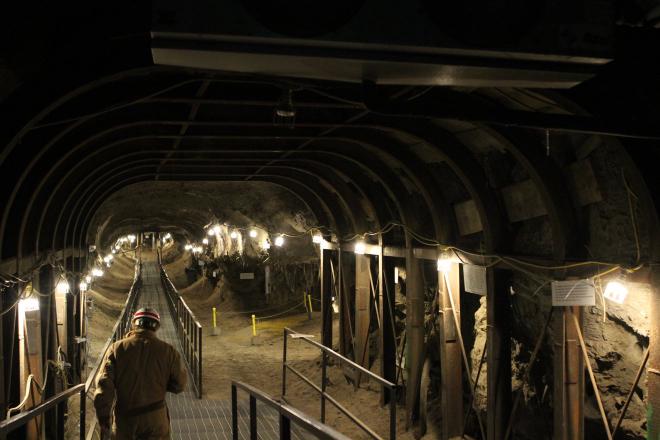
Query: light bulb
92 268 104 277
85 275 92 283
262 240 271 250
354 241 366 254
79 282 88 292
275 236 284 247
230 231 238 239
249 229 258 238
604 281 629 304
184 244 192 250
202 238 209 245
437 259 452 273
312 234 323 244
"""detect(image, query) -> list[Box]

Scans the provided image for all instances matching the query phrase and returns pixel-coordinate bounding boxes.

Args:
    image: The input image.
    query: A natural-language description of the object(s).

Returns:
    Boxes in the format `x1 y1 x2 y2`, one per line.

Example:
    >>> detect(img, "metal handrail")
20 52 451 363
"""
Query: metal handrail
84 258 142 440
232 381 351 440
0 384 86 437
283 328 398 440
157 251 203 398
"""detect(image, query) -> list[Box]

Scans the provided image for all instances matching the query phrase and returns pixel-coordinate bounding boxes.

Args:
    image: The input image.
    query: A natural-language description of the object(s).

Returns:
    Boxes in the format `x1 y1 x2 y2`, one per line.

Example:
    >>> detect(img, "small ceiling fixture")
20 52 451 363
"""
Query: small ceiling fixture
274 89 296 127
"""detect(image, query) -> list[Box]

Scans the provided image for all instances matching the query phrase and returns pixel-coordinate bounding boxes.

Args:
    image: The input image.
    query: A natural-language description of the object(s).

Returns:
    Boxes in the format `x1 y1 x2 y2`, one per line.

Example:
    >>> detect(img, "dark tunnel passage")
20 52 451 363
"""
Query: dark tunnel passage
1 2 660 439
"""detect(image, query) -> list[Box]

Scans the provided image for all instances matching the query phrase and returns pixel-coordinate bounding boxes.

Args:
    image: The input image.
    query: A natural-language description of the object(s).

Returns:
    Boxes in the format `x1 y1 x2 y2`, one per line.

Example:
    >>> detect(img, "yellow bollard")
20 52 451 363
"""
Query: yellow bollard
212 307 218 336
307 294 313 320
251 314 257 337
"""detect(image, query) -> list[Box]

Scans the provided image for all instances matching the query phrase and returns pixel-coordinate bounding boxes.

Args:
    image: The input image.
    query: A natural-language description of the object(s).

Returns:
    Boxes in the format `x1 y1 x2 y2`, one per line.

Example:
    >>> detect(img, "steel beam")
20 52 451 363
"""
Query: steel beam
553 306 584 440
486 268 512 440
438 262 463 439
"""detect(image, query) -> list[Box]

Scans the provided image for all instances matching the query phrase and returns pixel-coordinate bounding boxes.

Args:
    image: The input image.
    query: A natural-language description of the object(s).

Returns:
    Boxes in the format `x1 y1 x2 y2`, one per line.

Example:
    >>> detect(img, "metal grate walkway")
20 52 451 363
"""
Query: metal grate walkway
138 259 311 440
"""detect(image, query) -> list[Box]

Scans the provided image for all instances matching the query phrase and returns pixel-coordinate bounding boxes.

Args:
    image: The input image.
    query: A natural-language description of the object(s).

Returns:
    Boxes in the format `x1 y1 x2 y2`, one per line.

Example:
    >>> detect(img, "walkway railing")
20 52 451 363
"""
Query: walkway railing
84 258 142 439
157 252 203 398
283 328 398 440
232 381 350 440
0 257 142 439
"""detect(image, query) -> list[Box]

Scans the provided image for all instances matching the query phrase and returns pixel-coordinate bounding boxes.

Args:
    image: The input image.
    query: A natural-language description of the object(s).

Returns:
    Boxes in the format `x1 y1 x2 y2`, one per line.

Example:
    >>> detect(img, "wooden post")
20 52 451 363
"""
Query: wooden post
380 242 397 404
438 262 463 438
487 268 512 440
648 269 660 440
320 248 334 348
405 247 424 427
554 306 584 440
355 253 371 373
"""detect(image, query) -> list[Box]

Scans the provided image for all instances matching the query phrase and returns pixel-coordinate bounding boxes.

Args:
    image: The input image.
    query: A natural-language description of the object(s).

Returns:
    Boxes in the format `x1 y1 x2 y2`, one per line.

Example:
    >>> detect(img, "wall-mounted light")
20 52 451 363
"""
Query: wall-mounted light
184 244 193 250
92 268 104 277
312 234 323 244
262 239 271 250
85 275 92 284
230 231 238 239
202 238 209 245
127 234 136 243
213 225 222 235
249 229 258 238
79 282 88 292
354 241 366 254
604 280 629 304
275 235 285 247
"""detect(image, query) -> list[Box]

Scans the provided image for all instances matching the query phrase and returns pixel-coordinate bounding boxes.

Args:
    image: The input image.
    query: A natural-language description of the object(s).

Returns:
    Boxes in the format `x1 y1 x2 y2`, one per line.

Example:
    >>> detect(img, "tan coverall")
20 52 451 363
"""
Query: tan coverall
93 329 187 439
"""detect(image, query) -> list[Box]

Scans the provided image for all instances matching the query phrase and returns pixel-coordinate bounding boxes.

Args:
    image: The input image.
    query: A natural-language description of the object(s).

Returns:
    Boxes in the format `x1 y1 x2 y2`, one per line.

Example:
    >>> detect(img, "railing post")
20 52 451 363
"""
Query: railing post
198 326 203 398
321 351 327 423
282 329 288 397
249 395 257 440
279 414 291 440
231 384 238 440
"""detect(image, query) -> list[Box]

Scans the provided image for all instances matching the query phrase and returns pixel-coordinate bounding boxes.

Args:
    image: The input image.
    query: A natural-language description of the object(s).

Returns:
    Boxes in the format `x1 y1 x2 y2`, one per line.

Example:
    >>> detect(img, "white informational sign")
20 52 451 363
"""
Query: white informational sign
240 272 255 280
551 279 596 306
463 264 487 295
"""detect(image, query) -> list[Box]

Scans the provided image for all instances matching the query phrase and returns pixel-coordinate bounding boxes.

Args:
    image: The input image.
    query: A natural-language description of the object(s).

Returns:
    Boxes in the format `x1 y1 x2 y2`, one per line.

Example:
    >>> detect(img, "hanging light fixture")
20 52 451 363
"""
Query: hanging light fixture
354 241 366 254
312 234 323 244
202 238 209 245
275 235 285 247
230 231 238 239
249 229 258 238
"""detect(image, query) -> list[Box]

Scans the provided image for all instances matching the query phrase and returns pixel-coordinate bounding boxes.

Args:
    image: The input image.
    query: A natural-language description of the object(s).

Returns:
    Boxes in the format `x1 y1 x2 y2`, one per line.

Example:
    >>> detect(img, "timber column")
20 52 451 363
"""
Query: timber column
487 268 512 439
553 306 584 440
649 269 660 439
405 246 424 427
438 262 463 439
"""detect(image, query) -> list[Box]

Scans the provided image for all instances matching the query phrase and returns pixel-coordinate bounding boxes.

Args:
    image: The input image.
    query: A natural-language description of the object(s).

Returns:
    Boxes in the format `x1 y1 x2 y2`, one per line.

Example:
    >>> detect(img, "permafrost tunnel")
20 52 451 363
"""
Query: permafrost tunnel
1 2 660 439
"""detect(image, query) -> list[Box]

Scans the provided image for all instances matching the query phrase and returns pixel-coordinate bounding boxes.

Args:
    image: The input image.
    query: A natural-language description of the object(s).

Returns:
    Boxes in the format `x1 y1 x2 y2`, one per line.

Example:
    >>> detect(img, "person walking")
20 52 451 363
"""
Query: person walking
93 307 187 439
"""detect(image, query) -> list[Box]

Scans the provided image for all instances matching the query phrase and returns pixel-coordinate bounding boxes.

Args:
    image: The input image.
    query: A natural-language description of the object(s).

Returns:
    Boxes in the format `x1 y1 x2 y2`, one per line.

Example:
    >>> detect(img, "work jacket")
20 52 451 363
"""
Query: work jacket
93 329 187 427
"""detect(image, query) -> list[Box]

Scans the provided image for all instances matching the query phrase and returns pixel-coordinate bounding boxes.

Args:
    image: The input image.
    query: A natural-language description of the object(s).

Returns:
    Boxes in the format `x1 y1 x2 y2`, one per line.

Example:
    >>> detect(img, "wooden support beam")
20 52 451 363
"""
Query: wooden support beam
338 249 353 357
438 263 463 439
405 247 424 427
554 306 584 440
487 268 512 440
648 269 660 440
355 254 371 375
380 254 397 405
320 248 334 348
